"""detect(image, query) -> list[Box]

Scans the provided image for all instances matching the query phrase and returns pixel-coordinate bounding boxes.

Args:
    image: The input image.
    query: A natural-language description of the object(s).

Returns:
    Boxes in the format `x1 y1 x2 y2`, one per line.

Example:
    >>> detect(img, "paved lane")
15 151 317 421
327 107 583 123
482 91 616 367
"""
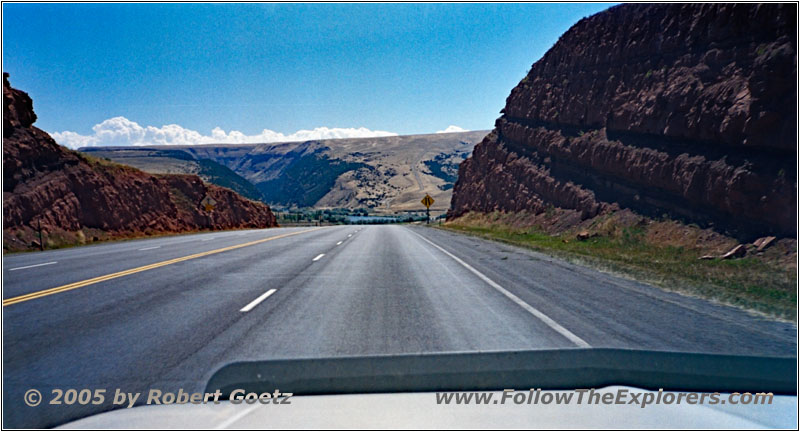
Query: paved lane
2 227 319 299
415 227 796 356
2 225 795 428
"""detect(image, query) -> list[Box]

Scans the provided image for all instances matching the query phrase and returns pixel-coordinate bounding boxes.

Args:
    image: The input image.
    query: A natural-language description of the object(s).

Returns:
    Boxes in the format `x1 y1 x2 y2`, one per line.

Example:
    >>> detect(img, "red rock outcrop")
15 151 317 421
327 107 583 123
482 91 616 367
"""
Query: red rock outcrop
450 3 796 239
3 74 277 250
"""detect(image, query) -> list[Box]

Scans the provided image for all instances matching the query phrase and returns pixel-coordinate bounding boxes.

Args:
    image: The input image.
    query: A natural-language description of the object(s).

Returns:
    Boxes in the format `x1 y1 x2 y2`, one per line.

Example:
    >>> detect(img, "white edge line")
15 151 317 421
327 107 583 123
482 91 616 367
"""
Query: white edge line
215 403 262 429
138 246 161 251
312 253 325 262
336 241 343 245
410 230 591 348
240 289 277 313
8 261 57 271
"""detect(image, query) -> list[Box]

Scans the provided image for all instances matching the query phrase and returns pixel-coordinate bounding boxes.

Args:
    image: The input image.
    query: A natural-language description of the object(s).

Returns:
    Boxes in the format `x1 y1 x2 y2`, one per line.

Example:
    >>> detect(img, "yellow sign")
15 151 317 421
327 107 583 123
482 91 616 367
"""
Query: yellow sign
421 194 435 208
201 195 217 212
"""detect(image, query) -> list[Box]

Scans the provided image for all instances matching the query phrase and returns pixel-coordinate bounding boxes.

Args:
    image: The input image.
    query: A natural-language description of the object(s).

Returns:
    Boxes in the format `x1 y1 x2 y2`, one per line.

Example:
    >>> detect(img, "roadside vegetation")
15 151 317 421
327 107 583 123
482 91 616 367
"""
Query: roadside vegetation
443 212 797 321
196 159 264 202
275 207 429 225
257 154 368 207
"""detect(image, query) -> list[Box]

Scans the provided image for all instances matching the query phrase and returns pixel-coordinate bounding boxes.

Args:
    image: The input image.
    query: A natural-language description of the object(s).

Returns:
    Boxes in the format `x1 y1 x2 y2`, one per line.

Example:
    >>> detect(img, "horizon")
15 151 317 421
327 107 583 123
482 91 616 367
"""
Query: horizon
3 3 614 148
69 127 493 150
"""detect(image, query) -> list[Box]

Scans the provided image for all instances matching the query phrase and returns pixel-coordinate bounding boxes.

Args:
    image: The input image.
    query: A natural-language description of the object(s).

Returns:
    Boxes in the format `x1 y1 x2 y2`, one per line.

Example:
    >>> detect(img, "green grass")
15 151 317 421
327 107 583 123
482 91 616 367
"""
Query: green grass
423 158 459 190
81 153 139 173
196 159 263 202
442 222 796 321
256 154 367 207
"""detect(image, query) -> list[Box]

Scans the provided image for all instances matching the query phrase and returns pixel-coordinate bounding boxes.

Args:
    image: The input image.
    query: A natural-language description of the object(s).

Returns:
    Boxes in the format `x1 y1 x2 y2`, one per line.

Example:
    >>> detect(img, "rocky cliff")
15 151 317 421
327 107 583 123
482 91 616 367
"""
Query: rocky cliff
450 3 796 240
3 74 277 251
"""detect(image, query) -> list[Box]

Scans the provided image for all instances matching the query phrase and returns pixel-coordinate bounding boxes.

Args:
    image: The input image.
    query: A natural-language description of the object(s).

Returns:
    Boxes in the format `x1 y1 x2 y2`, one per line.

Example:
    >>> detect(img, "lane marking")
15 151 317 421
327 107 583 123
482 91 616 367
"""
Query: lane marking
336 241 343 245
240 289 277 312
3 228 322 307
312 254 325 262
411 230 590 348
138 246 161 251
215 403 262 429
348 234 352 237
8 262 57 272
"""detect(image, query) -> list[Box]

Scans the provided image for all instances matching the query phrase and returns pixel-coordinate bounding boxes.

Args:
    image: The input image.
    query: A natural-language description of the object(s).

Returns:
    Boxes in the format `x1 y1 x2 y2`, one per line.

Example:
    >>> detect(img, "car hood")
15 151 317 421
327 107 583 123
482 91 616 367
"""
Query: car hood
60 388 797 429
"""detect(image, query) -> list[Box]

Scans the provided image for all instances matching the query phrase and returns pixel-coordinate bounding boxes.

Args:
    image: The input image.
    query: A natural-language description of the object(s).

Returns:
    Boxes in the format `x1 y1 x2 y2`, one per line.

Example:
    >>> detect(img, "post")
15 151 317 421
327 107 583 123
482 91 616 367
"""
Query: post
426 207 430 224
37 216 44 251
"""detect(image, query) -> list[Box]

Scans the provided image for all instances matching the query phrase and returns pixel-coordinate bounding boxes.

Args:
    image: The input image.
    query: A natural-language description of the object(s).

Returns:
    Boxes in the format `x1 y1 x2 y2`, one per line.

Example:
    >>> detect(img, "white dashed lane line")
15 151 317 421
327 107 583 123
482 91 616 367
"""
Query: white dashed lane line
240 289 277 312
8 262 57 271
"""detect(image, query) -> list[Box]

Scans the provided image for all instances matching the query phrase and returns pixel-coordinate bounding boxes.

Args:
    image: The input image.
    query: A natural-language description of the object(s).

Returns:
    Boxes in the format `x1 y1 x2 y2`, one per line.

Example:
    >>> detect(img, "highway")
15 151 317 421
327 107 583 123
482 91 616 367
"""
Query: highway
2 225 796 428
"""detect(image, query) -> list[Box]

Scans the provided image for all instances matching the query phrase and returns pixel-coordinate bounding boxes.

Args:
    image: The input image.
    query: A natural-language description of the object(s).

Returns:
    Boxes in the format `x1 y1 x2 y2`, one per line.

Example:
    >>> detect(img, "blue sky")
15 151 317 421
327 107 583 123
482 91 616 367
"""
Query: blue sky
3 3 614 147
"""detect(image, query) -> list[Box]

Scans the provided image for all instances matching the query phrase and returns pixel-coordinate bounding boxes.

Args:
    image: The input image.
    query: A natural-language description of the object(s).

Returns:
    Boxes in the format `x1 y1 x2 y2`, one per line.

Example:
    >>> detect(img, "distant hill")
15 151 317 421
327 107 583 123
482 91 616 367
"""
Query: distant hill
3 74 277 252
82 130 488 210
84 148 264 202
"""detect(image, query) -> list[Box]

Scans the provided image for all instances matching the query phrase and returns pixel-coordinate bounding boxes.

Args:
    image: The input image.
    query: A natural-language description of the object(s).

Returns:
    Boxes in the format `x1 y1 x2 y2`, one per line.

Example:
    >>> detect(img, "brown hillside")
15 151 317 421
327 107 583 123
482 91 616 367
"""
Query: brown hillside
3 74 277 251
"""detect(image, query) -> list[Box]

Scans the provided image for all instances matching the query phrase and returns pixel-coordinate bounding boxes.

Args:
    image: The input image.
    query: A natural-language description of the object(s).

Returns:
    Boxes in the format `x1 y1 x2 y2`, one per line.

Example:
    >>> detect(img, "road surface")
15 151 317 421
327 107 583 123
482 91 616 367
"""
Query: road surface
3 225 796 427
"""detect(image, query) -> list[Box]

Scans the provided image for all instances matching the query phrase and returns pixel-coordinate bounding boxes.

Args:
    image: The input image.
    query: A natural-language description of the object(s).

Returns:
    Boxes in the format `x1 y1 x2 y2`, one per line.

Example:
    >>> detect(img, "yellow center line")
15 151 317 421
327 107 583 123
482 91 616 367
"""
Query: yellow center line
2 228 322 307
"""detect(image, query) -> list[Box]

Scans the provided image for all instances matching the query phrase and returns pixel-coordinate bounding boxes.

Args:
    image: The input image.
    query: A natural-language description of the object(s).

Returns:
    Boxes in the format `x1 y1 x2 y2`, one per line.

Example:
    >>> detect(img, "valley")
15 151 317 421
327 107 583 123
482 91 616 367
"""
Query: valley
83 130 488 212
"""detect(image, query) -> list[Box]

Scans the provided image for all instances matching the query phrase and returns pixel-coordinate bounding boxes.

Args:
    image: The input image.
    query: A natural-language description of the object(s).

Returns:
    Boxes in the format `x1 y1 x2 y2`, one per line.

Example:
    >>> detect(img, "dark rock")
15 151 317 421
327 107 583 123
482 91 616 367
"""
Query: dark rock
449 4 796 239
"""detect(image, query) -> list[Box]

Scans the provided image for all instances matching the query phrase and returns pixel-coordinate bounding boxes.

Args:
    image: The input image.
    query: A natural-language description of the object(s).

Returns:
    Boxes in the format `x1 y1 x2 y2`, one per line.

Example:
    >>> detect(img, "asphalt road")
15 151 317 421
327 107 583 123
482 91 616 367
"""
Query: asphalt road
3 225 796 428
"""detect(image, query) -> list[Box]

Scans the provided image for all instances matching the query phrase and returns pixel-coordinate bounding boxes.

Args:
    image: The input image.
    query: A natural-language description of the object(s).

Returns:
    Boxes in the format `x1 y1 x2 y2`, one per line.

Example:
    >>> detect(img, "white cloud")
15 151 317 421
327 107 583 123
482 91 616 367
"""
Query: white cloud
50 116 399 149
436 125 469 134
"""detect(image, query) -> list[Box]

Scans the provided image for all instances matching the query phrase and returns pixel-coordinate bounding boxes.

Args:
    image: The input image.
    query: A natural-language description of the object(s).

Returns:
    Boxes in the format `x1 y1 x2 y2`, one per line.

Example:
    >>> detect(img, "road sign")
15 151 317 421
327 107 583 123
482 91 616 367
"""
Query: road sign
421 194 435 225
200 195 217 212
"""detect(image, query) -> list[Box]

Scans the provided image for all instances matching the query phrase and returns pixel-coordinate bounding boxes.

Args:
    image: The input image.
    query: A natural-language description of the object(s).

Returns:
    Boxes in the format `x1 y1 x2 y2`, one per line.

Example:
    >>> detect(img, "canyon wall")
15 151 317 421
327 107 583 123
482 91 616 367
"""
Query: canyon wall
3 74 277 251
450 3 796 240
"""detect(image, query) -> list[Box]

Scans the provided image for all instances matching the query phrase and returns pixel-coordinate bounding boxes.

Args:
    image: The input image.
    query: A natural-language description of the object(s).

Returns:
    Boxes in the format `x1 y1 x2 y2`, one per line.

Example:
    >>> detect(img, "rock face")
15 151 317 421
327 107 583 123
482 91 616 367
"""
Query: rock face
3 74 277 251
450 3 796 239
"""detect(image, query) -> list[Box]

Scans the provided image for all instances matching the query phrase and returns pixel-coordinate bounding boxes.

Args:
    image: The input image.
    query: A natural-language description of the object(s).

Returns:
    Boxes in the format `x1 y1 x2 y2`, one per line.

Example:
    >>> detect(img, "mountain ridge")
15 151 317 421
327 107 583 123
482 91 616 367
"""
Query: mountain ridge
83 130 489 210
